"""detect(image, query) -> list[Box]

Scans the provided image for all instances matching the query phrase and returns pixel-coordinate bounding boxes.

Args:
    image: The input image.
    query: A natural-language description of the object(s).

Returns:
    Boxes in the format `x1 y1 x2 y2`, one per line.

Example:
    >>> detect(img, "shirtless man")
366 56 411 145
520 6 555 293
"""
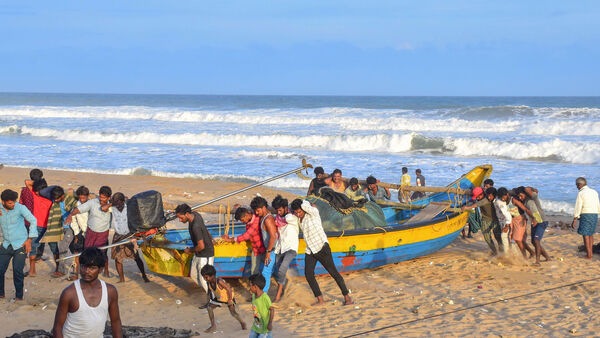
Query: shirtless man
52 247 122 337
326 169 347 193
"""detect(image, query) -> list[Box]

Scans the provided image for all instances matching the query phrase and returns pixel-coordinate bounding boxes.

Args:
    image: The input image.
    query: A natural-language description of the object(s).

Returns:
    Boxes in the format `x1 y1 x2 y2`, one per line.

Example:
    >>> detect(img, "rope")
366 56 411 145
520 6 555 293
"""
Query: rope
341 276 600 337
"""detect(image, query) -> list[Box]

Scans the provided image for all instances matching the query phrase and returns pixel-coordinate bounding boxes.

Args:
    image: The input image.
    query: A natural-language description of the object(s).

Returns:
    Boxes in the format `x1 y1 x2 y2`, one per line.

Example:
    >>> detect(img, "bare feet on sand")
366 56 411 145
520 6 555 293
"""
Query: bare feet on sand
204 325 217 333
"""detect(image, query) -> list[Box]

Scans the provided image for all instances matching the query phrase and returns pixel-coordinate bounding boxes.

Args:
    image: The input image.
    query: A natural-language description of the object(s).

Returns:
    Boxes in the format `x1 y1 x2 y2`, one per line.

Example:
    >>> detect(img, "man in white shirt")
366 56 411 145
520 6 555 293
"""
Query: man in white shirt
290 198 353 306
110 193 149 283
572 177 600 259
66 186 112 277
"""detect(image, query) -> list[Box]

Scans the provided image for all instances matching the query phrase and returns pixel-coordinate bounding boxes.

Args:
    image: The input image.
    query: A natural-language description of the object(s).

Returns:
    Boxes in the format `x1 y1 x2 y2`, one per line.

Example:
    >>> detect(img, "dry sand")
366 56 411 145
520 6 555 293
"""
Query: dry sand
1 166 599 337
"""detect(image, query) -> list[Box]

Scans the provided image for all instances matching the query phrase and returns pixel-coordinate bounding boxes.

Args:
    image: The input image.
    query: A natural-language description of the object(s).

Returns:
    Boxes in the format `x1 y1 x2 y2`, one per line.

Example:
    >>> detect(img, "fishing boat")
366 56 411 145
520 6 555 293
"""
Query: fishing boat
139 163 492 278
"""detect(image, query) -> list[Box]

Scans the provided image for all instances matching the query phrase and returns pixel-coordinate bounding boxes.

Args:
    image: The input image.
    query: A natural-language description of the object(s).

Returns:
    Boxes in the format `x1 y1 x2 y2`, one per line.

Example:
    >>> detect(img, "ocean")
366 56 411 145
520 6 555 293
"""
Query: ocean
1 93 599 216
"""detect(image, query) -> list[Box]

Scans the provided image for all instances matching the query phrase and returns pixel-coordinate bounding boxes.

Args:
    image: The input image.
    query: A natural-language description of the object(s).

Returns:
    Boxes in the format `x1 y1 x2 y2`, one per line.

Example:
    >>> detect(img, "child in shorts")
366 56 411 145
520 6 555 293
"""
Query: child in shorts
201 264 246 333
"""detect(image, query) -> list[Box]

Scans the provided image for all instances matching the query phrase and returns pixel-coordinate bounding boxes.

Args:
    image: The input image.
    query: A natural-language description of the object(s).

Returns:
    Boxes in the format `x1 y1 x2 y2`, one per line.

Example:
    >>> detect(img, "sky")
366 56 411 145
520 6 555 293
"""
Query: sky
1 1 599 96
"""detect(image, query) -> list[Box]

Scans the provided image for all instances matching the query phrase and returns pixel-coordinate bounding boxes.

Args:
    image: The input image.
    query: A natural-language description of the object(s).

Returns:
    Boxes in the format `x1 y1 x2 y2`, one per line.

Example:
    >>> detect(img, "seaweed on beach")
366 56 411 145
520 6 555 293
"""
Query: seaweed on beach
8 324 199 338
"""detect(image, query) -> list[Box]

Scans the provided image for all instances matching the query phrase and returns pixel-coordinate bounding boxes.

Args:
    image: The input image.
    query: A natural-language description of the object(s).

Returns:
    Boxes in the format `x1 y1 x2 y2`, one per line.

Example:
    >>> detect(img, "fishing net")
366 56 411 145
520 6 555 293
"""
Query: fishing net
306 195 387 231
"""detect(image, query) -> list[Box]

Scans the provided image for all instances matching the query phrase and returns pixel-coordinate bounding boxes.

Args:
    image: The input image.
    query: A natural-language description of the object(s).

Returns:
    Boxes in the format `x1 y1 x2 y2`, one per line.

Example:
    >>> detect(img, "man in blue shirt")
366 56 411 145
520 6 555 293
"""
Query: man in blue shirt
0 189 38 300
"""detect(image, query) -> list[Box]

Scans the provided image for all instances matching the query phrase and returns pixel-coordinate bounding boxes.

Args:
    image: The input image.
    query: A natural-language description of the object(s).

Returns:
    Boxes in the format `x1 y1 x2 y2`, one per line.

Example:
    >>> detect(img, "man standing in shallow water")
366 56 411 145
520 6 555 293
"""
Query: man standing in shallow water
52 247 122 337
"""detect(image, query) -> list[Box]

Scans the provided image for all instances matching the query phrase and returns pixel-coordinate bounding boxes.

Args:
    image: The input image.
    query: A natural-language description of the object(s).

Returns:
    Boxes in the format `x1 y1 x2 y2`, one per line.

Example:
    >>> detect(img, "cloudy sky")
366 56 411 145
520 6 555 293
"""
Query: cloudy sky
2 1 598 95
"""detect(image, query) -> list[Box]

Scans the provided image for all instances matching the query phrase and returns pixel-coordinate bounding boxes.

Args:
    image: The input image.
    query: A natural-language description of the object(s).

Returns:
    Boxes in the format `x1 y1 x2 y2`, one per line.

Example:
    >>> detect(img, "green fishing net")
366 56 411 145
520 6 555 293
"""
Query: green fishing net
306 195 387 231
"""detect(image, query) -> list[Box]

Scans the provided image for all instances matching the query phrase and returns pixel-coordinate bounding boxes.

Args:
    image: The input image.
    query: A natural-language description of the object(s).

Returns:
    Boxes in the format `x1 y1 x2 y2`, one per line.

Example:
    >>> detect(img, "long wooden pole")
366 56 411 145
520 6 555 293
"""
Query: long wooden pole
58 160 313 261
165 159 312 221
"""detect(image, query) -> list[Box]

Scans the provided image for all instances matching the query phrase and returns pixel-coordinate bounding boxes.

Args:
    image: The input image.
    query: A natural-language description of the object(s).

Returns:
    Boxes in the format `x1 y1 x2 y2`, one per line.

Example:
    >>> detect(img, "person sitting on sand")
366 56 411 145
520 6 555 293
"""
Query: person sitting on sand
290 198 353 306
365 176 390 202
271 195 299 302
307 166 328 196
200 264 247 333
66 186 112 277
52 247 122 338
175 203 214 308
0 189 38 301
110 193 150 283
516 186 551 265
572 177 600 259
326 168 347 193
249 274 274 338
223 207 266 275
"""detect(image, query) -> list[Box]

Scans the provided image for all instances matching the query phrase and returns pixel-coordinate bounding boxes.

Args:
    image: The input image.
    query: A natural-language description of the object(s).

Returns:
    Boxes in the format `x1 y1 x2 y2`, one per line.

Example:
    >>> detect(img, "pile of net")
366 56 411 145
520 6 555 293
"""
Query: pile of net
307 188 387 231
9 324 198 338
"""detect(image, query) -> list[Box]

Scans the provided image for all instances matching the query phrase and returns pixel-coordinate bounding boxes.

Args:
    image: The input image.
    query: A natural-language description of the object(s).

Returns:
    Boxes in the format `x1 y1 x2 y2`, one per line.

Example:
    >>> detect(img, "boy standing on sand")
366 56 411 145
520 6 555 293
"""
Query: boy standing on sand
249 274 274 338
201 264 247 333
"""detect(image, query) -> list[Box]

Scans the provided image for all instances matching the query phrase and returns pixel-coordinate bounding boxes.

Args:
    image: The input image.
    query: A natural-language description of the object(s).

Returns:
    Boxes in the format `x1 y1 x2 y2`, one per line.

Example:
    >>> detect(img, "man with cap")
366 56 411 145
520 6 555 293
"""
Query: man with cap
307 167 328 196
462 186 500 256
364 176 390 202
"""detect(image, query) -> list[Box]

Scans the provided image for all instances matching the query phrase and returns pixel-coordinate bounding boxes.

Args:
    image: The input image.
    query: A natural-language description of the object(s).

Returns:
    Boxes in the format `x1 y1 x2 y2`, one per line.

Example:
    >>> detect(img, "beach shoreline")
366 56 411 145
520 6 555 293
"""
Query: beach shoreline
2 166 599 337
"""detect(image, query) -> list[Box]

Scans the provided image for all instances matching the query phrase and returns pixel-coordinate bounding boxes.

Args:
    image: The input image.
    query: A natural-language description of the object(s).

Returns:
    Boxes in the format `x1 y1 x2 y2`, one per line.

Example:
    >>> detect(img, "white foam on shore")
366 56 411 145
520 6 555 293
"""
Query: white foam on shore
3 124 598 164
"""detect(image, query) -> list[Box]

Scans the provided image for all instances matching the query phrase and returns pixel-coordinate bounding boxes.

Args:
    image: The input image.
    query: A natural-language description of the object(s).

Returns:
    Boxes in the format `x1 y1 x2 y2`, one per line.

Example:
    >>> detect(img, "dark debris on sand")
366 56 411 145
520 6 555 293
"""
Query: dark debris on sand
8 324 199 338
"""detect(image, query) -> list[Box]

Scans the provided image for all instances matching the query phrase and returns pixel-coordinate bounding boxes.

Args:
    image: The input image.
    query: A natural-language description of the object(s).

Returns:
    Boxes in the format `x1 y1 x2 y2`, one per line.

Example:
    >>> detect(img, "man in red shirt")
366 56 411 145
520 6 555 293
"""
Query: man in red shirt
223 207 265 275
28 179 53 277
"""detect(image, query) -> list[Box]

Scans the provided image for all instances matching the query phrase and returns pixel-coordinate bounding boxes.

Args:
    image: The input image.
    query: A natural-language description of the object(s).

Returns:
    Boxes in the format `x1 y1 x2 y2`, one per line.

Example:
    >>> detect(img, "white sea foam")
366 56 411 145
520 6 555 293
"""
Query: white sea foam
4 125 598 164
541 199 574 216
2 105 600 137
446 137 600 164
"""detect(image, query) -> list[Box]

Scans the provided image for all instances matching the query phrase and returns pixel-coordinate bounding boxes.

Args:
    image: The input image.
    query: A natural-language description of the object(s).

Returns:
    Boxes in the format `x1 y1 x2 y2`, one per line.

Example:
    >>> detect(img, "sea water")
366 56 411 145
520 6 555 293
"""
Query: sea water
1 93 598 215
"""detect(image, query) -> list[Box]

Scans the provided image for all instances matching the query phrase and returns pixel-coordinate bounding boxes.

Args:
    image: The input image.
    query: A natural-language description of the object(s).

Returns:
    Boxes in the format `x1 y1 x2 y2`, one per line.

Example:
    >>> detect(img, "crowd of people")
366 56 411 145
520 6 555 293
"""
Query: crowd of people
307 166 425 204
461 177 600 266
1 166 599 337
179 191 354 335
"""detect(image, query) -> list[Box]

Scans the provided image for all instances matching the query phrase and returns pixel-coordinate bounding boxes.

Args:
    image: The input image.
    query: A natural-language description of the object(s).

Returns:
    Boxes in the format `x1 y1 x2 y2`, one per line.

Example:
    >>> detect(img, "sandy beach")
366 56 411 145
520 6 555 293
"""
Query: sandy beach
1 166 598 337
